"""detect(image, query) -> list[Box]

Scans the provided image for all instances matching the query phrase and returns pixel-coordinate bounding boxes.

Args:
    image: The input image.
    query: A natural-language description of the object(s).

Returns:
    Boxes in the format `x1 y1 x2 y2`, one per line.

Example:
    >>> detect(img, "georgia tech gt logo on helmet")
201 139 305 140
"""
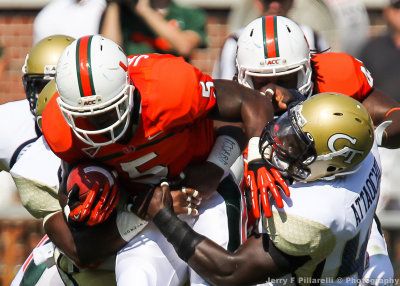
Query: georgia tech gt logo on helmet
327 134 364 164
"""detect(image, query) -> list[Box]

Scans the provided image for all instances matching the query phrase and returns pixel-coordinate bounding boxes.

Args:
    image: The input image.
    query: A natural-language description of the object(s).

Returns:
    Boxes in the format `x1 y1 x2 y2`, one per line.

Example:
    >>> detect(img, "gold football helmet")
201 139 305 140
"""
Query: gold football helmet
260 92 374 181
36 79 57 131
22 35 74 115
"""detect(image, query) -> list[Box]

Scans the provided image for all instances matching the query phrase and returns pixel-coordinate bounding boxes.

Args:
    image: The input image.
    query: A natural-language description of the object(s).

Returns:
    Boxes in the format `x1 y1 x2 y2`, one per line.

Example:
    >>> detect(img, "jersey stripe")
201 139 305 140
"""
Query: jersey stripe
262 16 279 59
76 35 96 97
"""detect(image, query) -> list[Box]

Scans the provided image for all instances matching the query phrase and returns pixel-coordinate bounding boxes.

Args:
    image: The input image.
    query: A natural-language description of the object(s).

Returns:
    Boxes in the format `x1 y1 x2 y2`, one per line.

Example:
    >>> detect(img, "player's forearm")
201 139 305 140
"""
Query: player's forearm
100 2 123 46
137 5 200 57
152 206 271 286
212 80 274 139
362 88 400 148
45 211 127 266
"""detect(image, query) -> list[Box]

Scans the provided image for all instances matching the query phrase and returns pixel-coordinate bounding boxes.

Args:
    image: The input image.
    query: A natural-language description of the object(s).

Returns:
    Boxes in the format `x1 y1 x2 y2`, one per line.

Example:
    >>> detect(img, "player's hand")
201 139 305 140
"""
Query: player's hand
170 161 224 200
129 181 173 220
65 182 119 227
171 187 201 216
134 0 152 15
246 159 290 218
260 84 302 114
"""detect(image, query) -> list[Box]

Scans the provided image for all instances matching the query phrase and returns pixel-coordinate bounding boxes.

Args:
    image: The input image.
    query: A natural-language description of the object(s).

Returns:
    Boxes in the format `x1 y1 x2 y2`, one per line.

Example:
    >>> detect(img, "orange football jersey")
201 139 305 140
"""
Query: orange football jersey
311 52 374 101
42 54 216 187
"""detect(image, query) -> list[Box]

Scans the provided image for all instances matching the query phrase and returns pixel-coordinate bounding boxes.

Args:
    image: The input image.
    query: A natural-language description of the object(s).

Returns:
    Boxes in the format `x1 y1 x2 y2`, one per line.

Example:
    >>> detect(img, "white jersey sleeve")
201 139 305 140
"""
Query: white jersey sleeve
10 135 62 219
0 100 38 171
262 143 382 285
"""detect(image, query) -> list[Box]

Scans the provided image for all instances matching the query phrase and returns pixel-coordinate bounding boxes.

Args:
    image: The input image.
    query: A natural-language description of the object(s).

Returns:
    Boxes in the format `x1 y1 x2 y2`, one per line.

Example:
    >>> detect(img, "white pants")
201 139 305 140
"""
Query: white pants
116 191 230 286
11 235 64 286
361 217 394 286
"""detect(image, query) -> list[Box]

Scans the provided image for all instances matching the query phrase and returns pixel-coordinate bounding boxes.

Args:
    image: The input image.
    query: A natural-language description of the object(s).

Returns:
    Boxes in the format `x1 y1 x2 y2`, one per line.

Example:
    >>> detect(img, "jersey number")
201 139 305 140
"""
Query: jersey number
336 231 368 279
200 81 215 98
360 66 373 88
120 152 168 184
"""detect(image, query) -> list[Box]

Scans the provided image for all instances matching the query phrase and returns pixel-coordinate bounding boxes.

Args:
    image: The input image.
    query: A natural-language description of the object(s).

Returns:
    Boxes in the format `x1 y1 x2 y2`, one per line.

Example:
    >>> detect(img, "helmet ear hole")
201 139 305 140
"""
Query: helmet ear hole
327 166 337 172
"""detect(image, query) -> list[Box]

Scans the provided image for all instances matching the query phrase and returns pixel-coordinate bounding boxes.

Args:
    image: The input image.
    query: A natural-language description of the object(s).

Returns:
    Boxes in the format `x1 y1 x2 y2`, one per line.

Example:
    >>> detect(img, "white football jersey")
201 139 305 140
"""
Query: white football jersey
262 143 381 286
10 135 62 219
0 100 38 171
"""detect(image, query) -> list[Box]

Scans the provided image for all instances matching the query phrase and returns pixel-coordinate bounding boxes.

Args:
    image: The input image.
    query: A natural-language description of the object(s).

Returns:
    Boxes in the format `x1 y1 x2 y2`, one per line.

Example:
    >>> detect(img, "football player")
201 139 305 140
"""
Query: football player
33 34 277 286
234 15 395 285
0 35 73 211
0 35 73 172
133 93 382 286
2 35 73 286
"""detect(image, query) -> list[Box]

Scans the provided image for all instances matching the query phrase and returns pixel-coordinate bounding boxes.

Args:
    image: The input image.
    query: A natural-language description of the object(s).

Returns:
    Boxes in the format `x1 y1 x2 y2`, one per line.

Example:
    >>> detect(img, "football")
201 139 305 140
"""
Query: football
66 162 118 202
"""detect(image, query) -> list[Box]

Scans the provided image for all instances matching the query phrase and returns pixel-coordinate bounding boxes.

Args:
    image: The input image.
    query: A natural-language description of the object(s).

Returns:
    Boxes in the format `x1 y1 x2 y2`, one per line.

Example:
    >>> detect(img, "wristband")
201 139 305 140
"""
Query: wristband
153 207 205 262
385 107 400 117
247 137 262 162
116 210 148 242
207 135 241 173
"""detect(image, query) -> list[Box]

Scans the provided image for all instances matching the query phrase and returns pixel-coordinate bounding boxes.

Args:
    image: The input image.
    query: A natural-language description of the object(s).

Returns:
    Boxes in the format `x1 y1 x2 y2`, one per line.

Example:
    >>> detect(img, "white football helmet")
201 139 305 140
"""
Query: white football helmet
56 35 134 147
236 16 312 96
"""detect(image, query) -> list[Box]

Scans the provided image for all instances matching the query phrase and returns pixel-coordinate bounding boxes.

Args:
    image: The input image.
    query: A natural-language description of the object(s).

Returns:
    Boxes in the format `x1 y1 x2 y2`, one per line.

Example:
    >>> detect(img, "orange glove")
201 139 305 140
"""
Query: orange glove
246 159 290 218
66 182 119 227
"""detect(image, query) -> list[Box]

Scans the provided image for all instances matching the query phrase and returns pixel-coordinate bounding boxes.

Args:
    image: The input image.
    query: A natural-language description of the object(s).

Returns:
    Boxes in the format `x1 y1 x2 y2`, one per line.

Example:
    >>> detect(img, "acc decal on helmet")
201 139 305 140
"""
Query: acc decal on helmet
56 35 135 147
236 16 312 96
22 35 74 115
260 92 374 181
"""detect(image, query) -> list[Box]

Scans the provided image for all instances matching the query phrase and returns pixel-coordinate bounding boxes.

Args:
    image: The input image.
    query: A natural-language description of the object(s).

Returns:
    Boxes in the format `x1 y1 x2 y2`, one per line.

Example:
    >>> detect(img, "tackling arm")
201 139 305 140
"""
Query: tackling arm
44 210 126 266
138 184 298 286
188 234 287 286
362 88 400 148
208 79 275 140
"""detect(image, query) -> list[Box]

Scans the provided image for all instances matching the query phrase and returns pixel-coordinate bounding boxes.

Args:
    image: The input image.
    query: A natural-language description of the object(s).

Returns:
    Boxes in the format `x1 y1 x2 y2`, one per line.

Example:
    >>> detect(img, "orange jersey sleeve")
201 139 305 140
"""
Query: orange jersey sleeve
127 54 216 138
311 53 374 102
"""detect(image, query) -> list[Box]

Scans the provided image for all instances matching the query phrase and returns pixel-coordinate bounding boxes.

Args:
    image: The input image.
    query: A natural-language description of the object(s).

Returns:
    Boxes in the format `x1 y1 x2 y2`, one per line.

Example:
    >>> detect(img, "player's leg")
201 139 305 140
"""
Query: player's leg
115 222 189 286
361 215 394 286
11 235 64 286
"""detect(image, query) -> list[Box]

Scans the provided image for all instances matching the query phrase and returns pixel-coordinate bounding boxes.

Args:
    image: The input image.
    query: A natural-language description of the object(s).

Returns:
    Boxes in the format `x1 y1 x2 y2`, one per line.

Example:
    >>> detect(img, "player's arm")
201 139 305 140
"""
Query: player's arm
174 125 248 200
361 88 400 149
135 0 202 58
207 79 275 140
136 183 307 286
44 161 129 266
44 210 126 266
45 162 200 266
